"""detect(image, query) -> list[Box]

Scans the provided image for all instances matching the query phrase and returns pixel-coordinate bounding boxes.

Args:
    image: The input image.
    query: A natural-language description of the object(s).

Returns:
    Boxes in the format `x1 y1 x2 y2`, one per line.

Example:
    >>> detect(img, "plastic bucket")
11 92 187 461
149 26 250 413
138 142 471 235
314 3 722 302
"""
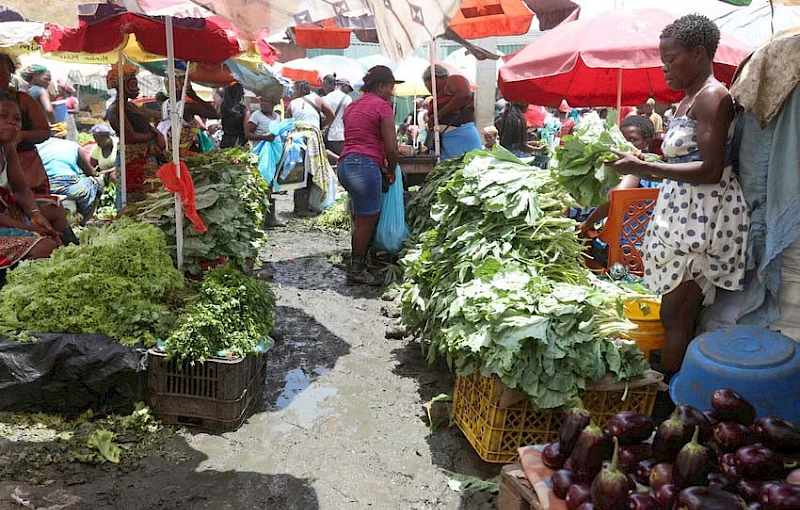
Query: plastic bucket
622 298 664 361
52 100 68 123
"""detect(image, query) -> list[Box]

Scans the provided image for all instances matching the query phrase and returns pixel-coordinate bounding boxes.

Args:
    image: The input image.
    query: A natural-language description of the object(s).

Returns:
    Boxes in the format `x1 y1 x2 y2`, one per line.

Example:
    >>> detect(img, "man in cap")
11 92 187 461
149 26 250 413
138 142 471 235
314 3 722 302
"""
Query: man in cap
422 64 481 160
321 76 353 161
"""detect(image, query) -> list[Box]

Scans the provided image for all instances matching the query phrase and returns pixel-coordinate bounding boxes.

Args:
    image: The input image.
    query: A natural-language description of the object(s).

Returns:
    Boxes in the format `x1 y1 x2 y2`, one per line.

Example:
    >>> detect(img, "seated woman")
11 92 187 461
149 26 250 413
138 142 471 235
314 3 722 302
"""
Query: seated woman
36 137 103 224
88 123 117 183
105 64 166 206
0 91 60 268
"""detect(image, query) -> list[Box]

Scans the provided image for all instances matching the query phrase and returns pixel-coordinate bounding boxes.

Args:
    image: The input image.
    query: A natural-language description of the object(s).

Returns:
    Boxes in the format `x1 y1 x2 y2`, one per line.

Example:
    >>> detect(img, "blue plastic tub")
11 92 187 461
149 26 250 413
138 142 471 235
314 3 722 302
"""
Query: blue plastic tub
670 326 800 423
52 100 68 123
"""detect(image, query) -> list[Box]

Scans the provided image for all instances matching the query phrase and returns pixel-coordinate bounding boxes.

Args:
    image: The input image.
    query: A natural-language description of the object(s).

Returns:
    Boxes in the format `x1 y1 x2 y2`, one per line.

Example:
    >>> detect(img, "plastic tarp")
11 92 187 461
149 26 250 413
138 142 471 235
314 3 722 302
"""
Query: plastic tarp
0 334 147 415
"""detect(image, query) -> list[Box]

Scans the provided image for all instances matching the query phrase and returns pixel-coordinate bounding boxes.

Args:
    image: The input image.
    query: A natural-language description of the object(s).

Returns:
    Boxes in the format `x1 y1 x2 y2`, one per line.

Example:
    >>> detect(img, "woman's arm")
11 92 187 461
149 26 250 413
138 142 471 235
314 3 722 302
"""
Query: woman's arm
108 106 157 145
612 85 733 185
380 116 398 176
183 97 220 121
4 142 59 235
317 97 335 128
37 91 56 123
578 175 642 235
77 147 96 177
244 120 274 142
17 93 51 145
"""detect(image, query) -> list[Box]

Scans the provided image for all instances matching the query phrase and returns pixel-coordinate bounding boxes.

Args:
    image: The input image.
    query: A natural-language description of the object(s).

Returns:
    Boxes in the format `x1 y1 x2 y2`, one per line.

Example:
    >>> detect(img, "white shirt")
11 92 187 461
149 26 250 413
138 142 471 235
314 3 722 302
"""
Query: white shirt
321 89 352 142
290 92 322 129
248 110 280 136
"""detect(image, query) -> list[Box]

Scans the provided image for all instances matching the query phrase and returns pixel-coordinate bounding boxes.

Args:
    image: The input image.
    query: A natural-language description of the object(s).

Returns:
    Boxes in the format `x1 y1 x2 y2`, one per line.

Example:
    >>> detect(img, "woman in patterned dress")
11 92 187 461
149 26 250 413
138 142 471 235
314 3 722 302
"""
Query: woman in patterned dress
610 14 749 373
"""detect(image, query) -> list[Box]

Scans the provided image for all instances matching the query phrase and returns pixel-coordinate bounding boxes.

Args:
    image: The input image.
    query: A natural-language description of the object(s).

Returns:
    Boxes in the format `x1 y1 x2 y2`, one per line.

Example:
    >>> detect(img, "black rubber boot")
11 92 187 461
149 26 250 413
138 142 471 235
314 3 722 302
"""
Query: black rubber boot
61 226 80 246
346 256 380 286
293 188 313 217
265 198 284 228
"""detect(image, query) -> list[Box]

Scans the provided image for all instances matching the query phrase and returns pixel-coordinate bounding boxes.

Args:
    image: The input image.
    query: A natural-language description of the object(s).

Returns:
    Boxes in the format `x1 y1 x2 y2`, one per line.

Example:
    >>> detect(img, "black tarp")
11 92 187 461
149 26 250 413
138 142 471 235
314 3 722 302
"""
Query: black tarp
0 334 146 416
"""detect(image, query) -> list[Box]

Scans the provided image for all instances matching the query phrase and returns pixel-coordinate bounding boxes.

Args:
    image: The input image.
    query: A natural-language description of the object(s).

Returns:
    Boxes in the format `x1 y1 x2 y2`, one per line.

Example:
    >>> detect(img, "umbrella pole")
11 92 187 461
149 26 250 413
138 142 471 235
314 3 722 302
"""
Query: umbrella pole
166 16 184 271
428 39 440 160
117 51 127 207
616 68 623 125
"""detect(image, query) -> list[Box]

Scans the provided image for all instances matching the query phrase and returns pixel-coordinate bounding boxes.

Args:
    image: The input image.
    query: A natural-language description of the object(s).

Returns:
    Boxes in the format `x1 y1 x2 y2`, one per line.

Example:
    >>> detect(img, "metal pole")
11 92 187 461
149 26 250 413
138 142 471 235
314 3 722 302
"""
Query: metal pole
166 16 184 270
428 39 440 160
117 51 127 206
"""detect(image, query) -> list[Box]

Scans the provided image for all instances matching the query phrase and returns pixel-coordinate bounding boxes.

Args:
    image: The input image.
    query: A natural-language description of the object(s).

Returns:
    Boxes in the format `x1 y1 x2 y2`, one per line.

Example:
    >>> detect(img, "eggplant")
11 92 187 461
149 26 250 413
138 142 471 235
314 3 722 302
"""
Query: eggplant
544 442 568 470
627 493 662 510
705 409 721 426
655 484 678 509
561 408 592 456
576 504 597 510
738 479 765 503
735 444 783 480
786 468 800 486
712 389 757 426
758 481 800 510
749 504 762 510
618 443 654 473
674 426 712 489
675 404 714 443
715 422 758 453
649 462 674 491
552 469 574 500
591 437 635 510
570 423 607 483
632 459 655 486
722 452 744 482
754 417 800 454
566 483 592 510
608 412 655 445
564 456 574 472
654 411 689 462
708 472 735 492
675 486 746 510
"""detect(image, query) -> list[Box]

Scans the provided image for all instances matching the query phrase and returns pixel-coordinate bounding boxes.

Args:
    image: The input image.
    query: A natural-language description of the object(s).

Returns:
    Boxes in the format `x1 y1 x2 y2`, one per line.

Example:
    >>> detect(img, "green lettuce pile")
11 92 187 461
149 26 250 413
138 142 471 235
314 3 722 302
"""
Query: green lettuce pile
0 220 185 346
128 148 270 275
400 148 648 410
164 264 276 364
551 113 638 207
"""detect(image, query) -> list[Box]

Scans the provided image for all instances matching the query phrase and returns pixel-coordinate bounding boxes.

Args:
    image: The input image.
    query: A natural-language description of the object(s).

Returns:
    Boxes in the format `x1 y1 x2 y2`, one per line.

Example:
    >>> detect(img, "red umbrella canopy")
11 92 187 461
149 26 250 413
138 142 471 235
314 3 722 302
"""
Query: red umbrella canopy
498 8 752 108
449 0 535 39
38 3 243 65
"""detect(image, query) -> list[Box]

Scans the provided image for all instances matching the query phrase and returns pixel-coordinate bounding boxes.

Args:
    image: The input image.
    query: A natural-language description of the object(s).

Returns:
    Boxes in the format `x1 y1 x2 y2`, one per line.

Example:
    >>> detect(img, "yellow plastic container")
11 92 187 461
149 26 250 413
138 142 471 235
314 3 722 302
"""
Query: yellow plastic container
622 298 665 361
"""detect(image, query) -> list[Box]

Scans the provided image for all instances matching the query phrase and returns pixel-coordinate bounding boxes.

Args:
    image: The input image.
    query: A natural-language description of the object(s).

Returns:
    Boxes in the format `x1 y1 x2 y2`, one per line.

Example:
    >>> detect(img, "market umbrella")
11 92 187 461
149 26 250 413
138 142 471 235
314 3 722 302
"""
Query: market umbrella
310 55 366 88
393 57 464 97
448 0 535 39
498 8 752 109
443 47 505 84
278 57 328 87
357 54 397 71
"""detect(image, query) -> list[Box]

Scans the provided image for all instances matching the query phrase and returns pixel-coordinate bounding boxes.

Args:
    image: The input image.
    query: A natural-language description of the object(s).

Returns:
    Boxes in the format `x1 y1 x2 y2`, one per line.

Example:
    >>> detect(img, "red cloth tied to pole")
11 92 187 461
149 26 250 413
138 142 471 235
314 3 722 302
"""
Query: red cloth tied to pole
156 161 207 233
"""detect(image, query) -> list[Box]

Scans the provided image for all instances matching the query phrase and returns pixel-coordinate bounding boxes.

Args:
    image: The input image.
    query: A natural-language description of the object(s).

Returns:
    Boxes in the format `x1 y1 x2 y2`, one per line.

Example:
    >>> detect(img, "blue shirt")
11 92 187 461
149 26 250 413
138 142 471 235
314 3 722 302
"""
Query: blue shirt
36 138 82 180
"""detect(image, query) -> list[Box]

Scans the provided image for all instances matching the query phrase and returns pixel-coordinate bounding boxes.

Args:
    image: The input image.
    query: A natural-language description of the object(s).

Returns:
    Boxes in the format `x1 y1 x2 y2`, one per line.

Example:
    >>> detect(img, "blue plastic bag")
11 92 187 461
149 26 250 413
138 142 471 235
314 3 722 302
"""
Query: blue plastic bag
373 165 409 255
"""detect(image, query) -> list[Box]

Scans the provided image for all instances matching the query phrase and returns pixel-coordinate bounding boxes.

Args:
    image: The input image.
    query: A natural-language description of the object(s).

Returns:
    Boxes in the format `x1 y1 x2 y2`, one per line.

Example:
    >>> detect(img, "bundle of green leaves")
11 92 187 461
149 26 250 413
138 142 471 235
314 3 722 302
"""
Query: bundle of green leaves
312 193 351 231
128 148 270 275
0 220 185 346
399 148 648 410
551 113 638 207
164 264 276 363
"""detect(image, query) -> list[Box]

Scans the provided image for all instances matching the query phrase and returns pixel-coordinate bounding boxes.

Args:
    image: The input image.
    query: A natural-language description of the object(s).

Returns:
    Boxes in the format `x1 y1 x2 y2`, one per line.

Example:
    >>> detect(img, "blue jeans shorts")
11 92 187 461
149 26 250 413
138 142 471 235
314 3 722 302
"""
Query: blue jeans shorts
337 153 382 215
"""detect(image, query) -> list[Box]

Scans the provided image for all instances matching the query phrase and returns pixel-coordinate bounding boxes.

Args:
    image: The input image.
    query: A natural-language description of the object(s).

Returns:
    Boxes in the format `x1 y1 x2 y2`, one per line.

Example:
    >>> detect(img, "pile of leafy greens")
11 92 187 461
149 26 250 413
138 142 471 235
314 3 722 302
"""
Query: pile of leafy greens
128 148 270 275
0 220 185 346
312 193 351 231
551 112 638 207
399 147 648 410
164 264 276 363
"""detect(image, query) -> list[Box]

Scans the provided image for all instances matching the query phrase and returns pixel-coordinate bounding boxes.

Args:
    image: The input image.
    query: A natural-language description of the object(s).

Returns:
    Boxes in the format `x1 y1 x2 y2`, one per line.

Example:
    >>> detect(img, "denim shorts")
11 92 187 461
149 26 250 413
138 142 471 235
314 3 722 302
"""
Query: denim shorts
337 153 382 215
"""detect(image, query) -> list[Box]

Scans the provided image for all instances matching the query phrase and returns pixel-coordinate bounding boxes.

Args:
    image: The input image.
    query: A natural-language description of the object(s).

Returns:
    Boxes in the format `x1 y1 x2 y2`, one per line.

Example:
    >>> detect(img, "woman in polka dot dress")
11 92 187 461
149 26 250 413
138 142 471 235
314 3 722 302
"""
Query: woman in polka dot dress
610 14 749 374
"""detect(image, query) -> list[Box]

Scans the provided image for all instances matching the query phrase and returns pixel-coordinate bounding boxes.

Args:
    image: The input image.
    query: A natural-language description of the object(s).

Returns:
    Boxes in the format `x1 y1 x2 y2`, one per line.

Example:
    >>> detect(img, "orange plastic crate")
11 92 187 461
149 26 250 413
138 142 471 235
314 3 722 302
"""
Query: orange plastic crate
452 371 660 463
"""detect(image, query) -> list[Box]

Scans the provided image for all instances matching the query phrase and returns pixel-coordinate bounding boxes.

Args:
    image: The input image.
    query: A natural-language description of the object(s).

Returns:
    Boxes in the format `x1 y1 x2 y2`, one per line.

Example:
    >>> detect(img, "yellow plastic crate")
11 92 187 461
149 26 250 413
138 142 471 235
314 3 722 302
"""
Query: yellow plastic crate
452 371 661 464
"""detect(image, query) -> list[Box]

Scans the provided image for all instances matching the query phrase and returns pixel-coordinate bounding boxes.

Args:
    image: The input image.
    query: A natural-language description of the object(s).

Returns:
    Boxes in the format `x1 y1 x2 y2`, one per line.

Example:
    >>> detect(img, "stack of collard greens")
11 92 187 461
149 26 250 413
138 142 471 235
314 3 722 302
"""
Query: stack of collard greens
128 149 270 275
399 147 648 410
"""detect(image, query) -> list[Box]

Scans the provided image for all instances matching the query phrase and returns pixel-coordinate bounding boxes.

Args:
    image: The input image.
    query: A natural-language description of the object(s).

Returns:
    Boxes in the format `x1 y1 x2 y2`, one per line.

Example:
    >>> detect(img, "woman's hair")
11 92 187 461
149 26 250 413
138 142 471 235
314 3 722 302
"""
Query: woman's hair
621 115 655 141
294 80 312 97
497 102 528 151
221 82 244 114
20 64 48 83
0 52 16 75
422 65 449 82
661 14 721 58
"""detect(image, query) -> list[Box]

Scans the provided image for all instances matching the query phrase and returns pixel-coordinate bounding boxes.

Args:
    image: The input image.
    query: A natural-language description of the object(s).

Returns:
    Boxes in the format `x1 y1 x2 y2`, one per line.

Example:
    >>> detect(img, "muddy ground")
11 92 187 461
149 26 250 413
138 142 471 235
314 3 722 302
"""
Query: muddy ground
0 194 500 510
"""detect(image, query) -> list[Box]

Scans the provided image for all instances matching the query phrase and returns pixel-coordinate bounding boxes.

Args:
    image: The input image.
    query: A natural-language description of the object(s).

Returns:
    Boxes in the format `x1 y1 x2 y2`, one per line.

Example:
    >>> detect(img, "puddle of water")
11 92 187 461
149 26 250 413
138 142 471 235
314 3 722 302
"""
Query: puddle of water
284 387 338 429
275 365 331 410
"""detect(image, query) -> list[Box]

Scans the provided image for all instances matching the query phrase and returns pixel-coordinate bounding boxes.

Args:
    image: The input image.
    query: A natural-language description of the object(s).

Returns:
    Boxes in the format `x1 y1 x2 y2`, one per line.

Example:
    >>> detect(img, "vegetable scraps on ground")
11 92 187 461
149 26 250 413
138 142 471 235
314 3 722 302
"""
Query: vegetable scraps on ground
164 264 276 364
127 148 270 275
399 147 648 410
0 220 185 346
551 112 657 208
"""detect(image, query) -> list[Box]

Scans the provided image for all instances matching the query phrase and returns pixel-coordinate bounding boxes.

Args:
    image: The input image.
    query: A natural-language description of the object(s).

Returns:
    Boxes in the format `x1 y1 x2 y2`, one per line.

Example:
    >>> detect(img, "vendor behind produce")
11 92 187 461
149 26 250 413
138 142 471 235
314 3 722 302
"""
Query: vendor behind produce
610 14 749 376
89 123 117 183
422 65 481 160
36 137 103 225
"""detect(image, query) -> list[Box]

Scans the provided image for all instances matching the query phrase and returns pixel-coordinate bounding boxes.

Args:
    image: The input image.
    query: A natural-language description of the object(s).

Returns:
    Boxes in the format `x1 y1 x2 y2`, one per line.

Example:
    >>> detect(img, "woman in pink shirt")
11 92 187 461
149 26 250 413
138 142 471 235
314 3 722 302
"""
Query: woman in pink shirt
338 66 402 285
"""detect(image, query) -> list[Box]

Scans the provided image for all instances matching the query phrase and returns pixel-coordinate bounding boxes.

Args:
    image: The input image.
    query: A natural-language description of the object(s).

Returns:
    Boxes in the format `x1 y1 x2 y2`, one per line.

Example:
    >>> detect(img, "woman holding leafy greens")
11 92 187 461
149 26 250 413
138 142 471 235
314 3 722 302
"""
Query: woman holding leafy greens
610 15 748 377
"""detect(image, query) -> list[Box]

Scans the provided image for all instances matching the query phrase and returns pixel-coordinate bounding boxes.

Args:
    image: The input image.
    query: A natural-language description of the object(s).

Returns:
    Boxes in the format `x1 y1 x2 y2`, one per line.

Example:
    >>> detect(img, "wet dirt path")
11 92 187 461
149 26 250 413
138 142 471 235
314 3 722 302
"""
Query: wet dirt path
1 195 498 510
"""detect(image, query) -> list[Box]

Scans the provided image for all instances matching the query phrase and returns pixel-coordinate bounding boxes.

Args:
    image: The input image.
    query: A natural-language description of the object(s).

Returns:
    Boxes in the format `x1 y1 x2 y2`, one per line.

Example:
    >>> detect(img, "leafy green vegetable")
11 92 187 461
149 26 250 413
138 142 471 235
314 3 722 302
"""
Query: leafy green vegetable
551 113 637 207
312 193 351 231
164 264 276 363
86 429 121 464
400 148 647 410
128 148 270 275
0 220 185 345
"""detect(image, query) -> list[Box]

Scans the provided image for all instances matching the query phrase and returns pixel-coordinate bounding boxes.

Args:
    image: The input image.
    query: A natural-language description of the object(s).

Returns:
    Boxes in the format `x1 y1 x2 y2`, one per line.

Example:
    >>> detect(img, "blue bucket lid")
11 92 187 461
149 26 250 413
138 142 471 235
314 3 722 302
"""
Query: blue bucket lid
697 325 796 369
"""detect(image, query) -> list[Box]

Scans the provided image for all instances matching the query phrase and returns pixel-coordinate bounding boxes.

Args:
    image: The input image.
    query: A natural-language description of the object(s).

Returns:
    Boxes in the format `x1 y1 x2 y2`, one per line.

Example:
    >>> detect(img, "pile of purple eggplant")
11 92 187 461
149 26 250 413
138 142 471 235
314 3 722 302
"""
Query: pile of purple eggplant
541 389 800 510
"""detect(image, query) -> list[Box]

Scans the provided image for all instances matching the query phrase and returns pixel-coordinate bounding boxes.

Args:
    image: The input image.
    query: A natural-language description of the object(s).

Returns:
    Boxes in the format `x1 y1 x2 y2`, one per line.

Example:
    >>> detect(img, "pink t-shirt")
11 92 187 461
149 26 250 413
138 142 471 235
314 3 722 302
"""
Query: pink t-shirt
340 92 394 165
